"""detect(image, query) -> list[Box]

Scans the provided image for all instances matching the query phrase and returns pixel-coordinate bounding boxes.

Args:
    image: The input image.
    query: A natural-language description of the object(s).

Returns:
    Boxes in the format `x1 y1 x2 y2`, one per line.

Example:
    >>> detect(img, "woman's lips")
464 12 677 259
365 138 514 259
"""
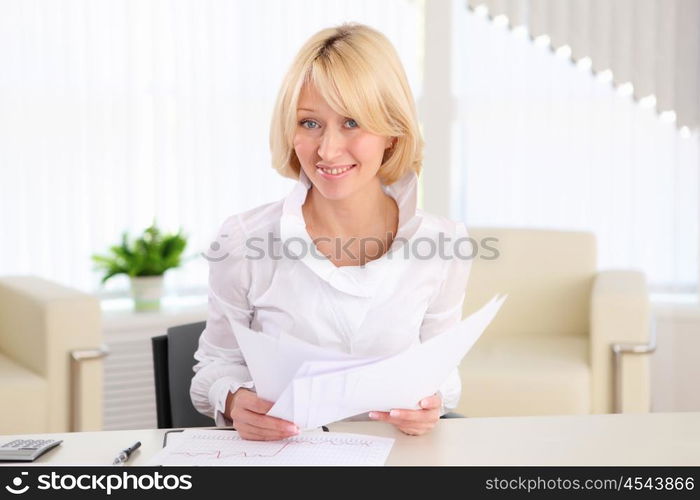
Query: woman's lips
316 164 356 179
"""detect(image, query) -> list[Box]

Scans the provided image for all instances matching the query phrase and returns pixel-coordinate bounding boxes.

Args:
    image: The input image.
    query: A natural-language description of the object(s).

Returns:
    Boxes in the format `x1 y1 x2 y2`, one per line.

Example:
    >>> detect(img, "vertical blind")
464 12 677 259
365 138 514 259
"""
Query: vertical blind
455 7 699 292
0 0 424 296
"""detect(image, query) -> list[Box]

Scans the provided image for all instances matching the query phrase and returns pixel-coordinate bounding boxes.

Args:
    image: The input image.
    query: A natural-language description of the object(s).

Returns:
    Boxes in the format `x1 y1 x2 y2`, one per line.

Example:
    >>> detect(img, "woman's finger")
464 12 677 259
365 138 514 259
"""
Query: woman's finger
243 394 275 414
386 408 439 423
369 411 438 433
238 409 299 434
234 413 298 440
234 390 275 415
237 425 289 441
419 394 442 410
368 411 391 421
242 422 296 440
369 409 432 423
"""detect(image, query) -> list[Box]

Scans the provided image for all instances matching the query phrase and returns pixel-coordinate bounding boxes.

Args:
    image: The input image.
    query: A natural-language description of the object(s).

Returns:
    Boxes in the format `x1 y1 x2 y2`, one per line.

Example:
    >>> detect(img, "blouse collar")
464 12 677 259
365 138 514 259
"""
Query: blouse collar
279 169 423 297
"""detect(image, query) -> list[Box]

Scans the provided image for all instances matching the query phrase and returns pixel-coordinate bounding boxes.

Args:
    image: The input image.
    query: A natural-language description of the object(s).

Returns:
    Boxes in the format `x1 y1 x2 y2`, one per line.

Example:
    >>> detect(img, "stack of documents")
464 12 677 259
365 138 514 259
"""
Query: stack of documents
229 294 507 429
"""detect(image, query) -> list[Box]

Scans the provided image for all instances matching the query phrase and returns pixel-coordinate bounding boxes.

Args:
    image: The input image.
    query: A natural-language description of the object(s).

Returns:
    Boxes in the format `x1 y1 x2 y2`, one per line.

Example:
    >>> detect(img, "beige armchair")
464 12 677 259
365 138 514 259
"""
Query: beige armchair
0 276 106 434
458 228 654 417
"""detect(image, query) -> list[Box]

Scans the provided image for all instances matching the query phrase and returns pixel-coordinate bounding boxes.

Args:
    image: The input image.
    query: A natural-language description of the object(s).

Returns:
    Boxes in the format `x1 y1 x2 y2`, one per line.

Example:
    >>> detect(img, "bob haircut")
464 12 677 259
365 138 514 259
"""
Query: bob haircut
269 23 423 185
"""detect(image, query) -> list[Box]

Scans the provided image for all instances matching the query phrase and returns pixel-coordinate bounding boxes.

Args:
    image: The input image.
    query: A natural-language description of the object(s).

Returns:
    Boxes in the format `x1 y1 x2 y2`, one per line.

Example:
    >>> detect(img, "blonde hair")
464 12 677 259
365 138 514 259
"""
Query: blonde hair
269 23 423 185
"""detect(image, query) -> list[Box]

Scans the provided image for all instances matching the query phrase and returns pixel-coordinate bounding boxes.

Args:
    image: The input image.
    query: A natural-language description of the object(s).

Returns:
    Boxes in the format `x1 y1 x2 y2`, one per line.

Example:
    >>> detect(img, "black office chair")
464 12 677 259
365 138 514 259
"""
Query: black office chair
151 321 215 428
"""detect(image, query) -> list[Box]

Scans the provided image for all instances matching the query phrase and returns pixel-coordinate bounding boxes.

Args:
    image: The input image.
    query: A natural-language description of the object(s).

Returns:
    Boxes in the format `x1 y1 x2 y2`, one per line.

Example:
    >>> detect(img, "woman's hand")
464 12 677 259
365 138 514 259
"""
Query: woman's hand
368 394 442 436
225 388 299 441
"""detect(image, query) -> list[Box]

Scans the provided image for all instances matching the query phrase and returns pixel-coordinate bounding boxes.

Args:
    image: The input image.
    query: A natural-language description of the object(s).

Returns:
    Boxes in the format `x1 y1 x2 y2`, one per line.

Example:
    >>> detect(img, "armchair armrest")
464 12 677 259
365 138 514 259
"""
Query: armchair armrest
0 276 105 431
71 347 108 431
590 270 654 414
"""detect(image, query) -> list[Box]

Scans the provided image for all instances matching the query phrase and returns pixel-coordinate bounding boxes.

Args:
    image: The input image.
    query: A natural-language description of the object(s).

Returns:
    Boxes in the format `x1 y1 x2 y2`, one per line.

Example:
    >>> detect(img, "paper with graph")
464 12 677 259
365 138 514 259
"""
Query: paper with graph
227 294 507 429
147 429 394 466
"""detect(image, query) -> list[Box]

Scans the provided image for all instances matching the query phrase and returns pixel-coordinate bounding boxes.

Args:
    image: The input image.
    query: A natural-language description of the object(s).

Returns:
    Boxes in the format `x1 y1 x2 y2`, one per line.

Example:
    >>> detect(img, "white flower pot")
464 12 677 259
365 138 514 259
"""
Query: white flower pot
129 275 164 312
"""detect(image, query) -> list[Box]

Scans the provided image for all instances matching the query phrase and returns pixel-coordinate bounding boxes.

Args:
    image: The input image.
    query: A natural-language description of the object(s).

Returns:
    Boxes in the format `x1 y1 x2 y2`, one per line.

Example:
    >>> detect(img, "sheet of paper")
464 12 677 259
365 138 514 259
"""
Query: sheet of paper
267 356 385 424
231 293 507 428
299 294 507 427
232 320 359 401
147 429 394 466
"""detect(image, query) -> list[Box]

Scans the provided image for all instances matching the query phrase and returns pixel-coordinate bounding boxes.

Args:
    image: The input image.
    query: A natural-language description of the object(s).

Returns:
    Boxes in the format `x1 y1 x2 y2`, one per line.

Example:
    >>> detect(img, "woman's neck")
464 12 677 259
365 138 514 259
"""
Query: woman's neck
303 181 397 239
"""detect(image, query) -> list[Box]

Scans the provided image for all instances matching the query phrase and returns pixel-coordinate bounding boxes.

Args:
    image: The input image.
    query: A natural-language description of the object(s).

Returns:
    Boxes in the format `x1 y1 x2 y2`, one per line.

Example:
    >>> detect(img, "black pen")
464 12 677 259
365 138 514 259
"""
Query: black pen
113 441 141 465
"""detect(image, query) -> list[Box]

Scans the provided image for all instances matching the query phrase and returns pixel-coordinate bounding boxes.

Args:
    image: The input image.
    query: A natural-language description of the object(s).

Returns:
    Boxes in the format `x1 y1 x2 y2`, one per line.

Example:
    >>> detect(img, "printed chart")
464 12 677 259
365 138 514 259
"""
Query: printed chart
147 430 394 466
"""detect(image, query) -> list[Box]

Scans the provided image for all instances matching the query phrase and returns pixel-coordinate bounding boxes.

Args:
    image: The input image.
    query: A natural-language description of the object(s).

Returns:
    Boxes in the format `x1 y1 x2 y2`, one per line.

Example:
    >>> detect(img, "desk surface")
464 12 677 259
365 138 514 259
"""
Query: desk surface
2 412 699 466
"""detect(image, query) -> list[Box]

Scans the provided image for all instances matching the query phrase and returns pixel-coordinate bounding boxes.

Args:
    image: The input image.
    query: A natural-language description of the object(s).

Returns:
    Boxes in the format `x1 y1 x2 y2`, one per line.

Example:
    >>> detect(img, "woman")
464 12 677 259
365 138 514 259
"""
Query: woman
191 23 471 440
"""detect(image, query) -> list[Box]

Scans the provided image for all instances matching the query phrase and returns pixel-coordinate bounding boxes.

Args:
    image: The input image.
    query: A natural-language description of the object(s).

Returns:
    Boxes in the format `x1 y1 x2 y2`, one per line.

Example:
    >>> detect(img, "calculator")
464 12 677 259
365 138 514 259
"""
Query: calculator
0 439 62 462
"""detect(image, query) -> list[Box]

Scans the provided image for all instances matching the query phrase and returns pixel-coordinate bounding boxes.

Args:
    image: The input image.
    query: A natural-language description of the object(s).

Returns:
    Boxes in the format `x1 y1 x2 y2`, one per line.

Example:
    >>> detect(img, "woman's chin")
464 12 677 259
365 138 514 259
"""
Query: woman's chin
304 164 381 201
313 184 355 202
310 168 360 199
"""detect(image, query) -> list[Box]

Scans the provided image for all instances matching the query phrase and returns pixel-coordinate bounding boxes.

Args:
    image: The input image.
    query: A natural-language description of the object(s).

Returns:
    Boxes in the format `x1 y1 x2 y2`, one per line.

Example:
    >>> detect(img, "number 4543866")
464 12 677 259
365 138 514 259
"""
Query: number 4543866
623 477 694 491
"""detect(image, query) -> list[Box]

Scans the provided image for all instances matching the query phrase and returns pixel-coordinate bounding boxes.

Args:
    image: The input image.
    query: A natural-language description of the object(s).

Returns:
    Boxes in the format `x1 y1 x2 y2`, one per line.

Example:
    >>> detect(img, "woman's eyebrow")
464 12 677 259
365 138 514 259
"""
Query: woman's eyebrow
297 107 316 112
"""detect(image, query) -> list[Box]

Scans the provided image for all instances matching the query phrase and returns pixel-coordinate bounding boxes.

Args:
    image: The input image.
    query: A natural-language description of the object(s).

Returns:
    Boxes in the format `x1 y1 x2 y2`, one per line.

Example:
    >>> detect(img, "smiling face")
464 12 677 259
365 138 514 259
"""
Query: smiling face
293 83 394 201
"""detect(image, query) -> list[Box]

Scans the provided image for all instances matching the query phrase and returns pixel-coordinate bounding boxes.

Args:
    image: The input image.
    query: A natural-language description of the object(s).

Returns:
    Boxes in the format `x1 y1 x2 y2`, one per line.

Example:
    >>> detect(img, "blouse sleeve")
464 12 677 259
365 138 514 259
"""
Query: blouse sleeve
419 222 472 414
189 215 256 426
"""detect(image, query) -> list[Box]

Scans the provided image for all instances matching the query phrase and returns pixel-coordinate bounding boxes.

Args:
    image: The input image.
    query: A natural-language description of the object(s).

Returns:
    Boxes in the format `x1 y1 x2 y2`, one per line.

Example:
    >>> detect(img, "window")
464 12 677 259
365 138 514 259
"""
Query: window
0 0 424 296
454 10 699 294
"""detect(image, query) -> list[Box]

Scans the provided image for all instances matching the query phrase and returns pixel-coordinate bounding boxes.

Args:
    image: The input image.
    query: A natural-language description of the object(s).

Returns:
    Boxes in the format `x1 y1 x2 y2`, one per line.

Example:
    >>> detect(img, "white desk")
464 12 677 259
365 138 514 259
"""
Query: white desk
2 412 699 466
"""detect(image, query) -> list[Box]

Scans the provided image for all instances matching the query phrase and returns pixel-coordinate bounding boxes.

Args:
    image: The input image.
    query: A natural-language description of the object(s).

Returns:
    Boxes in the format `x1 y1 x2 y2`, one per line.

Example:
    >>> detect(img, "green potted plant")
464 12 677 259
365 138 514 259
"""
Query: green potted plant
92 221 188 312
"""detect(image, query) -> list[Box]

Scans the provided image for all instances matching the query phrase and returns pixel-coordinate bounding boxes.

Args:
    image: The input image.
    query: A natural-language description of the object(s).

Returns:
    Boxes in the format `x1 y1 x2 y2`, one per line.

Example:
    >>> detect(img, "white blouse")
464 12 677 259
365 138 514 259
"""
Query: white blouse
190 169 472 426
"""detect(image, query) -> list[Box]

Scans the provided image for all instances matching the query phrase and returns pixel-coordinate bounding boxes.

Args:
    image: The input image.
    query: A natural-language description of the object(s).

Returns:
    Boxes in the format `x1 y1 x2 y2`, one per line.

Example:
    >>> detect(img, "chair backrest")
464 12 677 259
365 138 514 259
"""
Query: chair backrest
463 227 597 339
152 321 214 428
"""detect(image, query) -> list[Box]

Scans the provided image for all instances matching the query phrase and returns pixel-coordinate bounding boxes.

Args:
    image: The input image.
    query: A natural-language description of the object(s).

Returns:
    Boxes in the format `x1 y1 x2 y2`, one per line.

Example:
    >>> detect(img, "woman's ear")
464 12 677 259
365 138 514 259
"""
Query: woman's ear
381 138 395 166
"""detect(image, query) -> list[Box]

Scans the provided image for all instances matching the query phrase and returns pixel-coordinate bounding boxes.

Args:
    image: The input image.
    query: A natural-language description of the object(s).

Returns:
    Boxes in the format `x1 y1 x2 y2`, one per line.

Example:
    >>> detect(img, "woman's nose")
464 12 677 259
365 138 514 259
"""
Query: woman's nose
317 128 346 160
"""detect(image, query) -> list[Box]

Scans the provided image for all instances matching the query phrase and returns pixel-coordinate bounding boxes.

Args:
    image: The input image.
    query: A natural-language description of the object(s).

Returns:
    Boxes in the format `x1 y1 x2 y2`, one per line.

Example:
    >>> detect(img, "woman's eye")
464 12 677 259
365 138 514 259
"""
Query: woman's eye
299 118 358 129
300 119 318 129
